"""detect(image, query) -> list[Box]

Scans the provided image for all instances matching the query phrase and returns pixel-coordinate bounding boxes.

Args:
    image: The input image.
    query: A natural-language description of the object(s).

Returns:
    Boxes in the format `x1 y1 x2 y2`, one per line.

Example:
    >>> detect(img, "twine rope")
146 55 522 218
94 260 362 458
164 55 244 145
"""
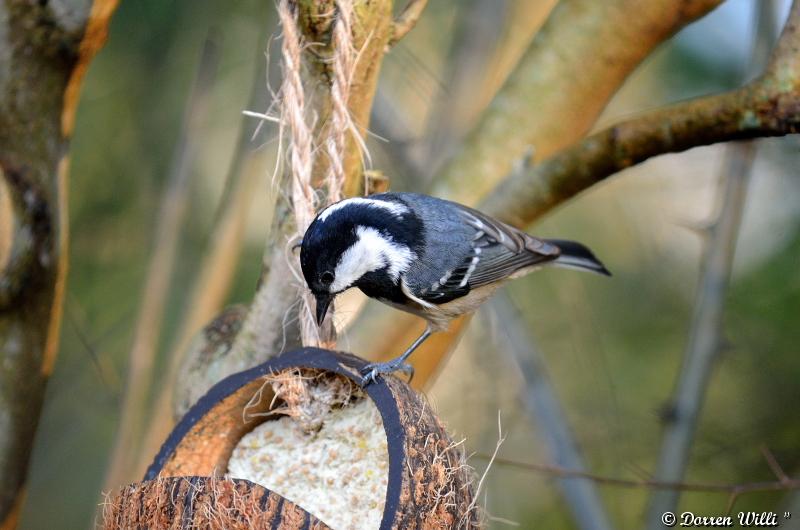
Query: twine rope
277 0 362 346
325 0 355 204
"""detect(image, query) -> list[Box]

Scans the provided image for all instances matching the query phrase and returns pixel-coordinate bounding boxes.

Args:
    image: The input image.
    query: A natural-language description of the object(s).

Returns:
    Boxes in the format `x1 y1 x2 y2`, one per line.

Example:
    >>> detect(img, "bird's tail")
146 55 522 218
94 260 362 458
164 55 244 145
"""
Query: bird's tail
546 239 611 276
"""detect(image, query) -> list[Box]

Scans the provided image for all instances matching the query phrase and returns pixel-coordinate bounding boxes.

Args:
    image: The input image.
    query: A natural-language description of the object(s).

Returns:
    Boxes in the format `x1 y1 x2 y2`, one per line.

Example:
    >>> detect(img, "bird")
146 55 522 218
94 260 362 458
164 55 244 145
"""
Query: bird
299 192 610 384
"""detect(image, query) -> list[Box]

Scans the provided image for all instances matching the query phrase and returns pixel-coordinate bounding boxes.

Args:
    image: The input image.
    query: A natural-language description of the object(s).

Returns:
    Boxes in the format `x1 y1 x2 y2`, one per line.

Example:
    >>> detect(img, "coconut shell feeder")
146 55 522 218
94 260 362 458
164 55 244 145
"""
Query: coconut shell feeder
103 348 480 529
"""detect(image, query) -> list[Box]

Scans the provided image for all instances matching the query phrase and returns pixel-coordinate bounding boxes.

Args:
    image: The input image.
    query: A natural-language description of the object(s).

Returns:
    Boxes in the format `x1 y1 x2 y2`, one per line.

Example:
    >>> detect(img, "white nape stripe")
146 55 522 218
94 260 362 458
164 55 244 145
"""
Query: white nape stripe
330 226 415 293
318 197 409 222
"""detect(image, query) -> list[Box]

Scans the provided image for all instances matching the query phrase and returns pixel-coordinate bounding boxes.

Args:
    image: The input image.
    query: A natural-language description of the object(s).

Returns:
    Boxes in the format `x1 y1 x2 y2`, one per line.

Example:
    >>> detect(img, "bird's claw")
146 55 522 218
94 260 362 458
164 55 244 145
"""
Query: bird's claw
360 360 414 386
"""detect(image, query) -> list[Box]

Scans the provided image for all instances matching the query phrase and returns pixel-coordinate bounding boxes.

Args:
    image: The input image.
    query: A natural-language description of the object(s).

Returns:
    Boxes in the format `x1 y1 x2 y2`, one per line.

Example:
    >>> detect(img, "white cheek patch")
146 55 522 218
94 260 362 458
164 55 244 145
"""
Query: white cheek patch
331 226 415 293
318 198 409 222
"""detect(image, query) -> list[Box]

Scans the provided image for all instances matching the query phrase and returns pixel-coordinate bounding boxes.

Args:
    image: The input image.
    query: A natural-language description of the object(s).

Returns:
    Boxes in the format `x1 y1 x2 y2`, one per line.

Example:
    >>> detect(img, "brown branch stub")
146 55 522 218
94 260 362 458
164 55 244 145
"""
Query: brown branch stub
172 305 248 420
389 0 428 46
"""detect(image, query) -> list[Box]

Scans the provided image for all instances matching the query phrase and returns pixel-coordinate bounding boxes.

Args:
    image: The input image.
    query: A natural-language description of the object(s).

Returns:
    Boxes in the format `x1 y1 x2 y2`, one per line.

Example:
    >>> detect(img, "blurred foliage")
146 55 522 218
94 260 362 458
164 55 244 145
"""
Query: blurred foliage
17 0 800 529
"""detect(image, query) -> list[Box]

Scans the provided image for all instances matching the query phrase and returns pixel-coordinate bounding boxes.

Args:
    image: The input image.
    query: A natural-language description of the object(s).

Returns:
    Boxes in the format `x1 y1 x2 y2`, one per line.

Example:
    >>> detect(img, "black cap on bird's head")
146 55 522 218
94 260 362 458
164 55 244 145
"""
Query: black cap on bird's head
299 197 421 326
299 215 356 326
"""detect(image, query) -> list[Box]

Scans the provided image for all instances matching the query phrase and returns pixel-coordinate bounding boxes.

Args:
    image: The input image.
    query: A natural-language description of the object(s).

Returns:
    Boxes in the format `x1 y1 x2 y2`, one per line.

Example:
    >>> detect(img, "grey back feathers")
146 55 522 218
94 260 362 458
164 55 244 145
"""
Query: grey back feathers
382 193 568 304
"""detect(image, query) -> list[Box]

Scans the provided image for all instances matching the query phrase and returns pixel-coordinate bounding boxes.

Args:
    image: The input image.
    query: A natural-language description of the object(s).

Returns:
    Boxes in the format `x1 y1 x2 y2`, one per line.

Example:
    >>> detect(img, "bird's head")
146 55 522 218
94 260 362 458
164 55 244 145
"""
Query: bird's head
299 197 421 325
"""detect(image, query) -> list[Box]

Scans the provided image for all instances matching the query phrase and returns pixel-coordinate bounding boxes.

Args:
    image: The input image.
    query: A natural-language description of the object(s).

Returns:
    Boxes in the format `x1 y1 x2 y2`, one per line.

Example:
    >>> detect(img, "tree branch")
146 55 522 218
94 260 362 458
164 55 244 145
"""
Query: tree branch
432 0 725 204
644 140 755 528
481 0 800 227
351 0 725 391
420 0 559 182
352 0 721 391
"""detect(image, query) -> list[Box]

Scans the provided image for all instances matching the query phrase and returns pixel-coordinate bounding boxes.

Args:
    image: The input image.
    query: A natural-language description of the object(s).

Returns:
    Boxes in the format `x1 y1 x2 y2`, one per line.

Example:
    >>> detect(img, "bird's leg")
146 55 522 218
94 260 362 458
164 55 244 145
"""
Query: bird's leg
360 326 433 385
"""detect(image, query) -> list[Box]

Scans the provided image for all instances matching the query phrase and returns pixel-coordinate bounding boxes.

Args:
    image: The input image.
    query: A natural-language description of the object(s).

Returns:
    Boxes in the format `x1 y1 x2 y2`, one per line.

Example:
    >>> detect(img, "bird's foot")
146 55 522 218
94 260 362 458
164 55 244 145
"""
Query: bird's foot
360 359 414 386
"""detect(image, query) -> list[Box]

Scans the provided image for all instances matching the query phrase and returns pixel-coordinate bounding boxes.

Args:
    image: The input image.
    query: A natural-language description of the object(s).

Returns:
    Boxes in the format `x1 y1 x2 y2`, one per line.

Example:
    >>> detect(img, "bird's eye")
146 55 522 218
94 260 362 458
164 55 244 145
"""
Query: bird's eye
320 271 334 285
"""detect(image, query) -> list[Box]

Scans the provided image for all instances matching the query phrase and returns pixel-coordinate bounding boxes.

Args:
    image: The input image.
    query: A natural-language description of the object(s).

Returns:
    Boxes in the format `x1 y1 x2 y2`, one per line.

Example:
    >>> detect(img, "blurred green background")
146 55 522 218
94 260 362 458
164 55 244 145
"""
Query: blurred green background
18 0 800 528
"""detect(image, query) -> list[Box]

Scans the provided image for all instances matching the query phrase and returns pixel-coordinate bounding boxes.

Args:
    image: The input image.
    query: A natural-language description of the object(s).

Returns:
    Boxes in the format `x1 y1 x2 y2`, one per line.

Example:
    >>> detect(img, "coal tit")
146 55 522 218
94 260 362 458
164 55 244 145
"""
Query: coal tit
300 192 610 384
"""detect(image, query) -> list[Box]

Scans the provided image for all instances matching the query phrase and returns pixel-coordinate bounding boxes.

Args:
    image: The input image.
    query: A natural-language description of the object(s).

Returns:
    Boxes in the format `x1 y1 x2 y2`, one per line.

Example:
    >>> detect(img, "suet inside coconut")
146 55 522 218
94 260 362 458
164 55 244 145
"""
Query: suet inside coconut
226 368 388 530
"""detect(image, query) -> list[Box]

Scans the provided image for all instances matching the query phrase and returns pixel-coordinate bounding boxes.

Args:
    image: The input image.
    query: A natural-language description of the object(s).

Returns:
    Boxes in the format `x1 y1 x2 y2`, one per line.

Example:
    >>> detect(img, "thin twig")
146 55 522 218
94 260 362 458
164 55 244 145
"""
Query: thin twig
466 411 506 524
473 454 800 496
761 445 791 484
136 51 267 466
420 0 509 179
390 0 428 46
645 140 756 525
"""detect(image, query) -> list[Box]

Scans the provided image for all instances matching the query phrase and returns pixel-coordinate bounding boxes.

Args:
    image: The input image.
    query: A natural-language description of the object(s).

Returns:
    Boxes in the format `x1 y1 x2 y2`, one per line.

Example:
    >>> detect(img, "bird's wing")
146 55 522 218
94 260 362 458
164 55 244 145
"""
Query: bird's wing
454 203 560 256
414 202 561 304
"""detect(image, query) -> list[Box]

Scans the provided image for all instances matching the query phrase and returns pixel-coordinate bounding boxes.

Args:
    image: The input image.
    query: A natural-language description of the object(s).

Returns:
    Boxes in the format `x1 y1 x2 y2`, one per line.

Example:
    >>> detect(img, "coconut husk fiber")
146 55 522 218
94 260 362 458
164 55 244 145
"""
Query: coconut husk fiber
103 475 330 529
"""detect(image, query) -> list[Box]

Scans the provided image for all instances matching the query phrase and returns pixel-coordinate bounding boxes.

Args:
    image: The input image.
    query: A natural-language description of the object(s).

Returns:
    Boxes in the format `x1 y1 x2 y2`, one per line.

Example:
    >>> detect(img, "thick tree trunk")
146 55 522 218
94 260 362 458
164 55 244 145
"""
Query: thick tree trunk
0 1 118 527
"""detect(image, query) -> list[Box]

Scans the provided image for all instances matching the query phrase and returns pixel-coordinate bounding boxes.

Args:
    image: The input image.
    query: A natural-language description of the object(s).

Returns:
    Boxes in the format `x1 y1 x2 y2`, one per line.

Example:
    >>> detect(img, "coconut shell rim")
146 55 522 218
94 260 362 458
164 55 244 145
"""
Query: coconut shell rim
145 348 405 530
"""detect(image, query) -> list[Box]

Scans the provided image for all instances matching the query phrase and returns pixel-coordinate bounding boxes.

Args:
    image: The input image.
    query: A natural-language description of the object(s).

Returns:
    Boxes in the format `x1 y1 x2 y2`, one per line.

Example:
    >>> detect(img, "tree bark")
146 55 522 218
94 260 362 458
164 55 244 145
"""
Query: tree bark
0 1 118 527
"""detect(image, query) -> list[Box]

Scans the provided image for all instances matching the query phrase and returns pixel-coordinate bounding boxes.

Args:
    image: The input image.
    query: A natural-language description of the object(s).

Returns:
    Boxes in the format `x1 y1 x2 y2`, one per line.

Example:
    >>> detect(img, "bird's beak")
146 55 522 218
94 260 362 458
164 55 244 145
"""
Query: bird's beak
314 293 333 326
